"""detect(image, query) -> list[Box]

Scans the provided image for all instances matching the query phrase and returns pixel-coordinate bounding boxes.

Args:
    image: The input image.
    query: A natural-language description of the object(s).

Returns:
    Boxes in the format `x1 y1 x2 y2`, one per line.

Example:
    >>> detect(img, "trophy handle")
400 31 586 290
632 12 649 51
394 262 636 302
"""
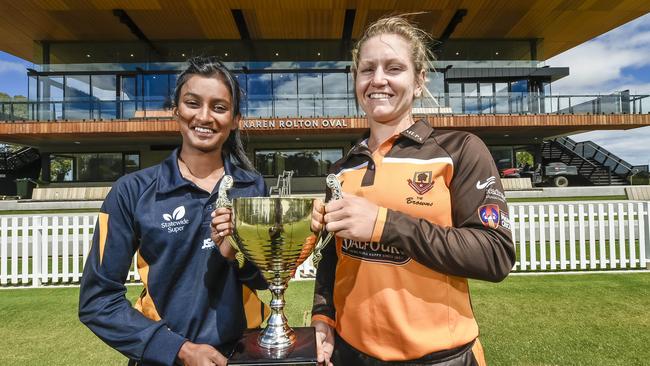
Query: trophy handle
215 175 244 258
312 174 342 267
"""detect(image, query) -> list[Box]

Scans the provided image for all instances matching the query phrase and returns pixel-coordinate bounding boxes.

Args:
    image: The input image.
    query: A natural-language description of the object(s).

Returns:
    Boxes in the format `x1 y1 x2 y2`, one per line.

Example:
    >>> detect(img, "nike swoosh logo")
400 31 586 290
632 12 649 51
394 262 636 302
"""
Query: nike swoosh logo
476 176 496 189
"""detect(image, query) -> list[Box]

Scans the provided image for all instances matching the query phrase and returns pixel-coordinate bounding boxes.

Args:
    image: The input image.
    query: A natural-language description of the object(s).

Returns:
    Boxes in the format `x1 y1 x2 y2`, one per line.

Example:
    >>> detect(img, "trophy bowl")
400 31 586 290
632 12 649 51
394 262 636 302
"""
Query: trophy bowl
229 196 315 351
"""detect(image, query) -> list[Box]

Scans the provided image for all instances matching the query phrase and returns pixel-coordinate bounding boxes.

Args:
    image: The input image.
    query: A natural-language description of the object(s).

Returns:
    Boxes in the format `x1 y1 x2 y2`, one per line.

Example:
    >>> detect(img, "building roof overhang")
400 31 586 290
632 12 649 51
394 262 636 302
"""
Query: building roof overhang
1 1 649 62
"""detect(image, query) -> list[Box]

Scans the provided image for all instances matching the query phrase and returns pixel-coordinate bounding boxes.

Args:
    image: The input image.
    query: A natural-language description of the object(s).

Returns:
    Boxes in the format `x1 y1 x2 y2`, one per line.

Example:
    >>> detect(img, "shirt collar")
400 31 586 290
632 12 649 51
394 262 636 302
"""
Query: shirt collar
399 119 434 144
157 148 257 194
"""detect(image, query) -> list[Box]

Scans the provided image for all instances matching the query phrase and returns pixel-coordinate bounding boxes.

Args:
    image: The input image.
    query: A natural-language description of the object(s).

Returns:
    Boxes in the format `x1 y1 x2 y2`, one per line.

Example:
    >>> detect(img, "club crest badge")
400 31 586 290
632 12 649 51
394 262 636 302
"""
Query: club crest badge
407 171 434 195
478 204 500 229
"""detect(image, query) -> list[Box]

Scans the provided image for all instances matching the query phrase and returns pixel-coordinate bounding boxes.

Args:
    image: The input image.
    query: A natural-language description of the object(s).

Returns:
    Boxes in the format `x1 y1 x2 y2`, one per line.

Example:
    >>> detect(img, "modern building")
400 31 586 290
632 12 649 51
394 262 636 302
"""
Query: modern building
1 1 649 194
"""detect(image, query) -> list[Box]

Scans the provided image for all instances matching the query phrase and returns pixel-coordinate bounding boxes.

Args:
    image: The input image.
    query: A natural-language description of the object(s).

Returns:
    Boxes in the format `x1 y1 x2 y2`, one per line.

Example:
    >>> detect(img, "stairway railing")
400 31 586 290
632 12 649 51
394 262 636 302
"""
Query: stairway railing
553 136 647 179
543 140 613 185
0 147 40 171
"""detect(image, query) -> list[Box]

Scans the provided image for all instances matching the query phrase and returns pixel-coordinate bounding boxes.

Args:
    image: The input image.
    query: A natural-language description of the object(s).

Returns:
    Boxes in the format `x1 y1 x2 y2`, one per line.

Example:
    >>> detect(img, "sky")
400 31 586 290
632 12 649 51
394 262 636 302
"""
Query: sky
546 13 650 166
0 13 649 164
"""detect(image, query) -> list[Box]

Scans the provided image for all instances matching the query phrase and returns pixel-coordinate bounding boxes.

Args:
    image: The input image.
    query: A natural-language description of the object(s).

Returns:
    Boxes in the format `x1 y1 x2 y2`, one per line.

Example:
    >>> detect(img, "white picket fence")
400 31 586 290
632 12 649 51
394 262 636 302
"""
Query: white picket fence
1 201 648 287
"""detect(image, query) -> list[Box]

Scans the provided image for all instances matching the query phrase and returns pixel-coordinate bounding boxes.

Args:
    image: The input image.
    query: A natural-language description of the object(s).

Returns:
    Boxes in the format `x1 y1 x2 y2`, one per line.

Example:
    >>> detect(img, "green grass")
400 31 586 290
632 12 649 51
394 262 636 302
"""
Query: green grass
0 274 649 365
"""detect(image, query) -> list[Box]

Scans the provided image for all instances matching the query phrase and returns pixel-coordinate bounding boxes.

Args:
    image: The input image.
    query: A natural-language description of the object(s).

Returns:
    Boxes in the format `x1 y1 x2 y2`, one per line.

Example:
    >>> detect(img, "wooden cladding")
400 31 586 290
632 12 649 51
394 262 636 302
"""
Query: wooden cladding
1 114 649 139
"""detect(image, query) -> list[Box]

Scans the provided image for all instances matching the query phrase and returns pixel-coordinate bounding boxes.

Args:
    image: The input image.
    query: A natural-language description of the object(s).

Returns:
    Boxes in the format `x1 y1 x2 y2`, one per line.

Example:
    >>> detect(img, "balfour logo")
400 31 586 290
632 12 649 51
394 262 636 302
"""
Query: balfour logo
341 239 410 265
407 171 434 195
476 176 496 190
160 206 190 233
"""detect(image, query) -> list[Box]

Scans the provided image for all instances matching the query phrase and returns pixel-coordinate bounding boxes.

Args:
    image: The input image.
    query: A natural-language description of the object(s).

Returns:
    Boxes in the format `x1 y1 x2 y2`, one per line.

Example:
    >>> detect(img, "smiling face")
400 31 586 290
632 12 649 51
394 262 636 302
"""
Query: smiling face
174 74 238 155
355 33 425 127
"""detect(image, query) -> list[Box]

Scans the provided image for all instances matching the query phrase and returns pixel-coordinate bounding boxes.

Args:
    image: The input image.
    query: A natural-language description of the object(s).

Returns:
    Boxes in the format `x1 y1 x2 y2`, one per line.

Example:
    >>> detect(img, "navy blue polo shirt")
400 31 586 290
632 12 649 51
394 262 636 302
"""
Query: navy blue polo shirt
79 149 267 366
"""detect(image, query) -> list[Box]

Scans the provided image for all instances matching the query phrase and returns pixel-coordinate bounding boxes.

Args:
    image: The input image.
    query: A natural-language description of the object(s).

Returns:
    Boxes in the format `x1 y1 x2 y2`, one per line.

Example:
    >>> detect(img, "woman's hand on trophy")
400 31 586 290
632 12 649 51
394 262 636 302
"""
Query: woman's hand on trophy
324 194 379 242
211 207 236 260
311 198 326 233
312 320 334 366
177 340 228 366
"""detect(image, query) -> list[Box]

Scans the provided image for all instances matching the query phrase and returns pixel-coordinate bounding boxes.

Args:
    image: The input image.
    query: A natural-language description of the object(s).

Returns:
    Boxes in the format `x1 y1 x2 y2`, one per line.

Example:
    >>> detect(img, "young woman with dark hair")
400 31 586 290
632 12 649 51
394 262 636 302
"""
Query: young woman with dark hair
80 56 267 366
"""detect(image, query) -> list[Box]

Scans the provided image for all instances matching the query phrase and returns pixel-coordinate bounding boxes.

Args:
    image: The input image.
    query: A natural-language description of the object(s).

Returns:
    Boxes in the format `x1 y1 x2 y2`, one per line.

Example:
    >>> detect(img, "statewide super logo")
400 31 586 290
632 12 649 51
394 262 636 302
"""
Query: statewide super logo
160 206 190 233
407 171 434 195
478 204 500 229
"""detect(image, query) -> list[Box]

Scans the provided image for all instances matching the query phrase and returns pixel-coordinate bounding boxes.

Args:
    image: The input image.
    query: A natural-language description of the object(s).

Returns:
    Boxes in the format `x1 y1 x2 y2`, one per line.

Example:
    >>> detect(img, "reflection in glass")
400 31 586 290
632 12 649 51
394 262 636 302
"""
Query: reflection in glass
273 73 297 117
298 73 322 117
48 152 140 182
38 76 64 120
120 76 138 119
144 74 170 110
448 83 462 113
92 75 117 119
464 83 478 113
323 73 349 117
65 75 91 119
248 73 272 117
255 148 343 177
488 147 514 171
495 83 509 113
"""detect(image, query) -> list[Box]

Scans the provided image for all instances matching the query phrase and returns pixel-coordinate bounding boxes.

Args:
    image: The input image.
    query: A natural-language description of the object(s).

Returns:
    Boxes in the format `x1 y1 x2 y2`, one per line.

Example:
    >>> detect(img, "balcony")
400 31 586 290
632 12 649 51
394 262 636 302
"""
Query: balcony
0 92 648 122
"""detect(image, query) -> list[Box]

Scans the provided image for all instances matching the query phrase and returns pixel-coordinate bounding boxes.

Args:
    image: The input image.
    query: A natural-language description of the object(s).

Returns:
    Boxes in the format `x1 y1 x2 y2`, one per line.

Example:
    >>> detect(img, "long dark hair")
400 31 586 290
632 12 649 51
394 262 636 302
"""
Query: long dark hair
173 56 256 172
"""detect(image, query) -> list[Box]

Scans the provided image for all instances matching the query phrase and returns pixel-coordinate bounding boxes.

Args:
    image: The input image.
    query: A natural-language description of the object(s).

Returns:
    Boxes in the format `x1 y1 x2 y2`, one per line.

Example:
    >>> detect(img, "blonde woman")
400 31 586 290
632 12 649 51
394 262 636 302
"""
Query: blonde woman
310 16 515 366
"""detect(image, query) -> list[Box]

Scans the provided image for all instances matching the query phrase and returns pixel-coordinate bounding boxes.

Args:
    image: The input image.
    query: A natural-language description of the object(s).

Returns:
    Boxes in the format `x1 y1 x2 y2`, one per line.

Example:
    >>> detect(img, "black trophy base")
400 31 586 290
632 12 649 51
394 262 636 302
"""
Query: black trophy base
229 327 318 365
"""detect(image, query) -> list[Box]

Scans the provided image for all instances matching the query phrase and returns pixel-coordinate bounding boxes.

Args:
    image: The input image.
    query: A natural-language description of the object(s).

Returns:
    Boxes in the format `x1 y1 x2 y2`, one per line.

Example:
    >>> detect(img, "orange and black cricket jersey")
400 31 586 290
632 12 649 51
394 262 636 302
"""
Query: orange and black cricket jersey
312 120 515 362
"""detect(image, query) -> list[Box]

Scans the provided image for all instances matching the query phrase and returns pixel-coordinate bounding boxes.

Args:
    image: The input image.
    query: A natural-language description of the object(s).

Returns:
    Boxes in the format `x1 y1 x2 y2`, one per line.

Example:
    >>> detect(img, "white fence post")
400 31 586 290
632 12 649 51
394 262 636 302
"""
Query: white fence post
639 202 650 269
32 216 42 287
1 217 7 285
608 203 617 269
2 201 650 288
52 216 59 284
597 204 606 269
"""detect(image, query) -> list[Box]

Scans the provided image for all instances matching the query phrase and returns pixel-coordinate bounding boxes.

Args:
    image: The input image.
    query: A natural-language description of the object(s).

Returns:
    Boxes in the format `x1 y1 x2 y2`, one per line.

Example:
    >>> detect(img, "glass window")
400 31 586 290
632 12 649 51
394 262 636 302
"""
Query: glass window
323 73 349 117
511 80 528 93
510 80 529 113
92 75 117 119
38 76 64 120
273 73 297 117
234 73 247 115
448 83 462 114
479 83 494 114
488 147 514 171
28 75 37 101
144 74 170 110
255 148 343 177
124 153 140 174
48 152 140 182
120 75 138 119
65 75 91 120
247 73 272 118
298 73 322 117
463 83 478 113
495 82 510 113
49 155 74 182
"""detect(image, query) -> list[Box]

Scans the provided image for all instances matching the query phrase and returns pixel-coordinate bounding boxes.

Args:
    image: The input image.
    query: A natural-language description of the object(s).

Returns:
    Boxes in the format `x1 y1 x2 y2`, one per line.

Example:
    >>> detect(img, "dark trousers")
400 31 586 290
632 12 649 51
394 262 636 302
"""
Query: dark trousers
331 333 483 366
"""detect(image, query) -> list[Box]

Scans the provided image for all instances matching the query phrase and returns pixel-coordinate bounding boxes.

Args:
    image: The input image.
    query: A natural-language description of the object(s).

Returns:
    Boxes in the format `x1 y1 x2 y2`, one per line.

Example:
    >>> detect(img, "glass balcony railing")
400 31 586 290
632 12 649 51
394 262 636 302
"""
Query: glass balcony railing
0 92 648 122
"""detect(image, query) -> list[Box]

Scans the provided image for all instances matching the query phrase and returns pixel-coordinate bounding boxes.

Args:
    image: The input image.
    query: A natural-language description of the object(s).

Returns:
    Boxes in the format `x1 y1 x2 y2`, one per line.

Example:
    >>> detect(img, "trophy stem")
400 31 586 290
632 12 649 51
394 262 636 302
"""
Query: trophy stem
258 282 296 350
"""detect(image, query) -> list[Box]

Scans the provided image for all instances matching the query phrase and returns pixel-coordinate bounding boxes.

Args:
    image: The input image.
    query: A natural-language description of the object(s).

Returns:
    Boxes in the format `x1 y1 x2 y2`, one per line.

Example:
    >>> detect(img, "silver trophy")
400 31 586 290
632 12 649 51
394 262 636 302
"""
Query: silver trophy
217 174 341 357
